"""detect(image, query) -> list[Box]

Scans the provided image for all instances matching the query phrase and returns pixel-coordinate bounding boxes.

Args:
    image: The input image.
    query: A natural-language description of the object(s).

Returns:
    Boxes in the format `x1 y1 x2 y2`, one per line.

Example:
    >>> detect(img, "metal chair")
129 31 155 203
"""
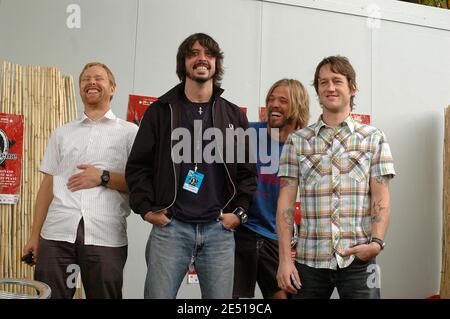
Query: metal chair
0 278 51 299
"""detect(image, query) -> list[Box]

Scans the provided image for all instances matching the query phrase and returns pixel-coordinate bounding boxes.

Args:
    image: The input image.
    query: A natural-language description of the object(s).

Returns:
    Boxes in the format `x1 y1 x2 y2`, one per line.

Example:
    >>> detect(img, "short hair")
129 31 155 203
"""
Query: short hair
176 33 224 87
313 56 357 110
79 62 116 101
265 79 310 129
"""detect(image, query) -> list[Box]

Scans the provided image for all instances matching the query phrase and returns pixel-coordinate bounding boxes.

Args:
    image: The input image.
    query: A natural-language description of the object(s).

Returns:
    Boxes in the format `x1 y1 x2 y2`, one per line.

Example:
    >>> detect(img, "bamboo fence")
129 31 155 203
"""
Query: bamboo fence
441 105 450 298
0 60 77 297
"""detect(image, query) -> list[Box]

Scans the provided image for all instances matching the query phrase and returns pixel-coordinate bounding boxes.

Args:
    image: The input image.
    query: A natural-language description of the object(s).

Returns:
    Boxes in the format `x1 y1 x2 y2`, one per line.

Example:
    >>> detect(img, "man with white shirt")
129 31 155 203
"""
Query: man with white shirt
22 62 138 299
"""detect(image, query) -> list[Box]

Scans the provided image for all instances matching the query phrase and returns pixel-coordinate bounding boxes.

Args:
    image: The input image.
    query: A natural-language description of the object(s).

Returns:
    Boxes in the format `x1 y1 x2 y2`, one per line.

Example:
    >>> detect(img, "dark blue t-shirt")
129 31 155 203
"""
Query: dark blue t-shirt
169 98 226 223
243 122 284 240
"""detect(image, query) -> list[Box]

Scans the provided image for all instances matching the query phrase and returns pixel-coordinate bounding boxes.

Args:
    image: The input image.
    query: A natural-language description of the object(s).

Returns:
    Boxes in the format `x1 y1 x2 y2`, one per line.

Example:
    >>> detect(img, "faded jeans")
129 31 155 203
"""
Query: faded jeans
144 217 235 299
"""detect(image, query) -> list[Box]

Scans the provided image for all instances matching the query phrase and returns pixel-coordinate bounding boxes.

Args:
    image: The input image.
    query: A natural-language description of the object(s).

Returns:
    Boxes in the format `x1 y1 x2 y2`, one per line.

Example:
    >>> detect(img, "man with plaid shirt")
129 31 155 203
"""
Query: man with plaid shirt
276 56 395 299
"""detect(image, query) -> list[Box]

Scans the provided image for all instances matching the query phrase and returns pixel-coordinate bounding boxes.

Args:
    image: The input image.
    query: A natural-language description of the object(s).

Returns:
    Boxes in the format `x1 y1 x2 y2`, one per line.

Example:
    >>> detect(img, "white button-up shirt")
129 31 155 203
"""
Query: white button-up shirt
39 110 138 247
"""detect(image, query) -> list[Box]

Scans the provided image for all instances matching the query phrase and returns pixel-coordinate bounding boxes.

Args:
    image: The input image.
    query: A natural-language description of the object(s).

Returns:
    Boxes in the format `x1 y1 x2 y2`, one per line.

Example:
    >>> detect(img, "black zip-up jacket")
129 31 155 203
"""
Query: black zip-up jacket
125 83 257 218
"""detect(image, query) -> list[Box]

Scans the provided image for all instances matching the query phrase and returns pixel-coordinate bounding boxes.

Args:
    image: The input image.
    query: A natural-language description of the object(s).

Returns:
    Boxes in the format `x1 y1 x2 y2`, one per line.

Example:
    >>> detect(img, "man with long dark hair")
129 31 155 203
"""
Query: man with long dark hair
126 33 257 299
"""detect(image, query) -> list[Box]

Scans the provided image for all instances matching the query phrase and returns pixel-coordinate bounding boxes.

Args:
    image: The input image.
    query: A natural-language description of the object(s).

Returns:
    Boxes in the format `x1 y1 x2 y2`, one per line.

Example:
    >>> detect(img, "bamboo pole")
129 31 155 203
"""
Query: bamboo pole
20 66 26 281
11 64 18 280
0 61 4 278
0 61 3 281
441 106 450 298
5 62 11 113
0 61 77 294
24 65 30 266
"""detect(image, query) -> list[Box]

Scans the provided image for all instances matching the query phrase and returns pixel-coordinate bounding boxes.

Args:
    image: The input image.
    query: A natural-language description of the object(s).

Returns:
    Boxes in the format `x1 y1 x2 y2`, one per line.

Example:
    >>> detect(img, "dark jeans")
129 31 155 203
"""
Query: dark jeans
233 226 281 299
292 258 381 299
35 219 127 299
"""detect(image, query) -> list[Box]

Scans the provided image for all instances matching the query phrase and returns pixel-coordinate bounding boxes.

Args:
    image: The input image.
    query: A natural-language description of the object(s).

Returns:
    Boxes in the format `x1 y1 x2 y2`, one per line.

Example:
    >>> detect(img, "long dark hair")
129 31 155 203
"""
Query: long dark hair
176 33 224 87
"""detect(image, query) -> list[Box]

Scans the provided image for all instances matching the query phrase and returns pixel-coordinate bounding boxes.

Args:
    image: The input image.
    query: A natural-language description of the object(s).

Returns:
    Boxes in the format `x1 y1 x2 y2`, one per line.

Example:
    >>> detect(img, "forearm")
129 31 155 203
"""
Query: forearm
277 205 295 264
276 177 298 264
30 174 53 240
106 171 128 193
370 176 392 239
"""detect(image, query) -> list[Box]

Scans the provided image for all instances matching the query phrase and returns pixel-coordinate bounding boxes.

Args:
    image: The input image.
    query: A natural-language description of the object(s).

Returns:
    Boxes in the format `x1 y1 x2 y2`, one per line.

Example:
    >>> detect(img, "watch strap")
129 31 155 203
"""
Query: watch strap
232 207 248 224
371 237 385 250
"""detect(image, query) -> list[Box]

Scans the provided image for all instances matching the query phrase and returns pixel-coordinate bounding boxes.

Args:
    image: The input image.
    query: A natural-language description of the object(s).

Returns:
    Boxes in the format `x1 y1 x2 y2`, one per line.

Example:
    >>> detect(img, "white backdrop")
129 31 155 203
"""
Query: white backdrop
1 0 449 298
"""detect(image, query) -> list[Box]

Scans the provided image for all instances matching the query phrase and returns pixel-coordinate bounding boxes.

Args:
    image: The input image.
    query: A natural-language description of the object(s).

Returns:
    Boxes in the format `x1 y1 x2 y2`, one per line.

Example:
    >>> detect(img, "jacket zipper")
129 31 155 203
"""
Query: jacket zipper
212 101 236 212
155 103 178 213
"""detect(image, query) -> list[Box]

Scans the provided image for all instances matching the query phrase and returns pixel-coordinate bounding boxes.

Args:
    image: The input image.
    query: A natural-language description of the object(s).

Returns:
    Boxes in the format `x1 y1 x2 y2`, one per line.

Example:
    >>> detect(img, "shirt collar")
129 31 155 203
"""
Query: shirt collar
343 115 356 133
79 109 116 123
314 114 356 136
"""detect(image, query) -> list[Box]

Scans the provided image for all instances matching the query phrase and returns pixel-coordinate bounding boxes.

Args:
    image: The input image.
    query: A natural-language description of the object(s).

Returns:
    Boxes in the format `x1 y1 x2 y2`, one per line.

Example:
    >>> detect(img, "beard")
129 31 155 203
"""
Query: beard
186 61 215 84
186 71 214 84
189 74 211 83
268 115 291 129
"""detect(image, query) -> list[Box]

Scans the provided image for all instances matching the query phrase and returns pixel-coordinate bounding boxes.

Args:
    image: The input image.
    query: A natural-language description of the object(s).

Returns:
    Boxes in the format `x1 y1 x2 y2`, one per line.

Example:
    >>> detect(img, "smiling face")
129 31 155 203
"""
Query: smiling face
79 65 115 108
185 41 216 84
317 63 355 114
267 85 292 129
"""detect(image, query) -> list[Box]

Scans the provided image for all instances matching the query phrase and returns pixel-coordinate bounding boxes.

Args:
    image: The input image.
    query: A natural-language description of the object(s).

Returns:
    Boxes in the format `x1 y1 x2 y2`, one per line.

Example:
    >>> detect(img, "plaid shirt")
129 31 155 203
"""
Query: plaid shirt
278 115 395 269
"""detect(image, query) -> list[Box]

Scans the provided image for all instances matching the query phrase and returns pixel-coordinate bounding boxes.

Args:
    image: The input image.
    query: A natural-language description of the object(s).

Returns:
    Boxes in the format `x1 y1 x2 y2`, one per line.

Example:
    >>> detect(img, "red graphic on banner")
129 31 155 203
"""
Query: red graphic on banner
0 113 24 204
291 201 302 258
127 95 158 126
259 107 267 122
351 113 371 125
295 201 301 226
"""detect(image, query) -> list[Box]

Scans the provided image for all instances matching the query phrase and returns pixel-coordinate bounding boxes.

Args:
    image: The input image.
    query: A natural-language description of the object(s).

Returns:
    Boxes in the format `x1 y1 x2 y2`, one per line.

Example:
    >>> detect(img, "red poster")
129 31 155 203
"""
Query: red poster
259 107 267 122
0 113 24 204
127 95 158 126
351 113 371 125
295 201 301 225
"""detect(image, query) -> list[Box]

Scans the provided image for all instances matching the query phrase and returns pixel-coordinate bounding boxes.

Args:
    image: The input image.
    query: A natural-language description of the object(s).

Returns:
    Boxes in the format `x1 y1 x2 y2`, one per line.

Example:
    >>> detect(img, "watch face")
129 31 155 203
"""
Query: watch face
101 171 110 185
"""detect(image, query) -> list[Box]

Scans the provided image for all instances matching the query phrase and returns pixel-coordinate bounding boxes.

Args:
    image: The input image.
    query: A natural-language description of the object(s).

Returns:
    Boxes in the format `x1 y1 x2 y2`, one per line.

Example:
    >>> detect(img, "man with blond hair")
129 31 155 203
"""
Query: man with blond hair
23 62 138 298
233 79 309 299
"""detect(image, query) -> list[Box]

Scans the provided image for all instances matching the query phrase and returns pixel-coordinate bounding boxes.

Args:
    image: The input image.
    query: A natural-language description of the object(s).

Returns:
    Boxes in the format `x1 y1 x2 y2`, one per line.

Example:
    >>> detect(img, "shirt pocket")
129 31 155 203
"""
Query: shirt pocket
347 151 371 182
298 154 324 185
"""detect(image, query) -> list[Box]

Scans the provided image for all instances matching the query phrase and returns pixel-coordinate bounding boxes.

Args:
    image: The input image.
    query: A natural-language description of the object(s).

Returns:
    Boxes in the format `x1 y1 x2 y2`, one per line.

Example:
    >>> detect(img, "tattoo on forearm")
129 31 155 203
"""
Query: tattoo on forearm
371 200 387 223
375 176 390 185
280 178 297 189
283 207 294 230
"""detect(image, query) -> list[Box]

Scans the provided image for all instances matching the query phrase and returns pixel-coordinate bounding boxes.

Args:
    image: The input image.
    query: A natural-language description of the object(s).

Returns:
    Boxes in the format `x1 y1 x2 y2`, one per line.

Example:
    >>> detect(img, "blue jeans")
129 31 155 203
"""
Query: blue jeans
144 217 235 299
292 258 381 299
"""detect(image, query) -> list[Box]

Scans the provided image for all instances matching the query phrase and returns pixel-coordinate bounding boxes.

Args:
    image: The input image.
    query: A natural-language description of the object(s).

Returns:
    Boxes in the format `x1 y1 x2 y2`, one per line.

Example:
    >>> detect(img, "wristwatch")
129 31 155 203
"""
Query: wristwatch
232 207 248 224
100 170 110 187
371 237 385 250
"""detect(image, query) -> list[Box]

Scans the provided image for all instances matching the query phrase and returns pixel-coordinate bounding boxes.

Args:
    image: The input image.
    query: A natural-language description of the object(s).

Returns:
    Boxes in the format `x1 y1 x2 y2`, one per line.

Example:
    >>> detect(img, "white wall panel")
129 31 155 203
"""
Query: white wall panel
1 0 449 299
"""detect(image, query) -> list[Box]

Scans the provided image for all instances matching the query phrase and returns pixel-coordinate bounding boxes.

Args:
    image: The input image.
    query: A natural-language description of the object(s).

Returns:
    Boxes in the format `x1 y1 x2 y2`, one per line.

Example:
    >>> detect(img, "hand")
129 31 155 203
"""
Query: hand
143 210 170 226
276 261 300 294
67 164 102 192
22 238 39 266
219 212 240 230
341 242 381 261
